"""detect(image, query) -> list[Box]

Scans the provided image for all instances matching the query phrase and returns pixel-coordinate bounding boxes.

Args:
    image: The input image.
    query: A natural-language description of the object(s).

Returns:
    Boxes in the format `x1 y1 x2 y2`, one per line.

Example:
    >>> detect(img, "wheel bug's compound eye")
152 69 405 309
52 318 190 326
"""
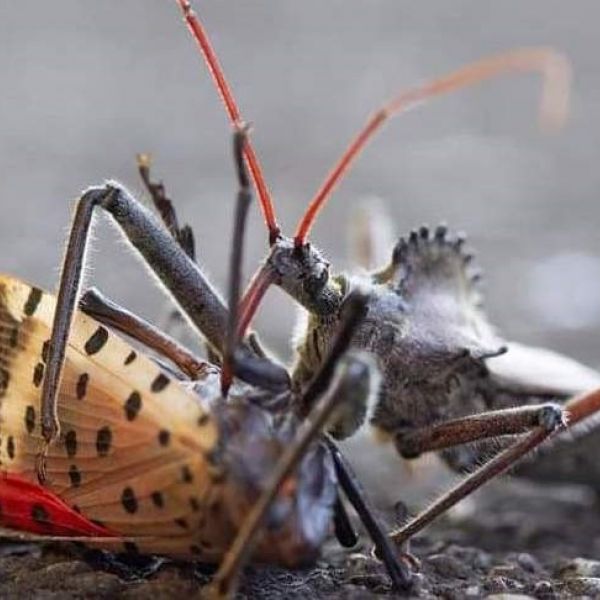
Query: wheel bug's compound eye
305 263 329 296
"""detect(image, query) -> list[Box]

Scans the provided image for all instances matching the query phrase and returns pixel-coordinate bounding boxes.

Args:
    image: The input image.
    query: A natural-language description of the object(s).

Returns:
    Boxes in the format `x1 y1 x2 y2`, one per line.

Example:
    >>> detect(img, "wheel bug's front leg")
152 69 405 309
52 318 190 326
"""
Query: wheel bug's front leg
39 182 237 466
325 437 414 589
394 403 565 459
79 288 208 379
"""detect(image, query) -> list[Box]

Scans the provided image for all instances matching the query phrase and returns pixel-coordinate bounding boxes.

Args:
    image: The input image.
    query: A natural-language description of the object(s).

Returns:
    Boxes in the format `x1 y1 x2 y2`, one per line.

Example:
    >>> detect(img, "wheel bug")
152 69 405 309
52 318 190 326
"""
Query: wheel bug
174 0 600 553
1 1 599 599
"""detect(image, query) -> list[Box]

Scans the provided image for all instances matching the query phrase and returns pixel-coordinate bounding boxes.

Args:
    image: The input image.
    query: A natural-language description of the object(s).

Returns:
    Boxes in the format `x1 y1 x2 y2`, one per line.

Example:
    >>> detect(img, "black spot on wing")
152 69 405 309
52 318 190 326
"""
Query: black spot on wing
31 504 50 526
6 436 15 460
124 351 137 365
151 373 169 393
124 392 142 421
121 487 138 514
84 326 109 355
24 288 43 316
41 339 50 363
65 430 77 458
69 464 82 487
32 362 44 387
96 426 112 456
76 373 89 399
151 491 164 508
25 406 35 434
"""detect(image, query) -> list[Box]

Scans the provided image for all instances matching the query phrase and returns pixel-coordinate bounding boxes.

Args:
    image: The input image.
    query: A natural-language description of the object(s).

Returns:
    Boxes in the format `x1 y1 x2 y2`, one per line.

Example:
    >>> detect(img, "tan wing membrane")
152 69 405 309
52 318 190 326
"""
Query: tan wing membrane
0 274 229 559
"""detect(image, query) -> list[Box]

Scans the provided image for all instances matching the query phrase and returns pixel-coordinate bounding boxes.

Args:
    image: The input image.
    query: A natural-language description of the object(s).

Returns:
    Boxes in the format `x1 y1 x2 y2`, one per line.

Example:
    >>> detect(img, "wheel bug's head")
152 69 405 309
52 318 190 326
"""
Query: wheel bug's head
215 399 336 566
265 237 343 317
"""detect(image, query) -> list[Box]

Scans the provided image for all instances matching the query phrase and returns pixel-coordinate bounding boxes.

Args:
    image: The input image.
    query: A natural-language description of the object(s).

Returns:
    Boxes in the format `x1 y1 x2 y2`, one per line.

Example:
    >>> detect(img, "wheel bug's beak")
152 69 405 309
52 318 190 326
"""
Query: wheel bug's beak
218 402 337 566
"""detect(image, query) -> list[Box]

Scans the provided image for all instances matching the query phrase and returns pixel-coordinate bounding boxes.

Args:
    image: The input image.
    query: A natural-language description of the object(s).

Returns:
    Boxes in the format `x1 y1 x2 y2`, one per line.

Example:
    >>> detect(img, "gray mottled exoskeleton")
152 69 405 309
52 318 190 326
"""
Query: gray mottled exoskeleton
175 2 600 502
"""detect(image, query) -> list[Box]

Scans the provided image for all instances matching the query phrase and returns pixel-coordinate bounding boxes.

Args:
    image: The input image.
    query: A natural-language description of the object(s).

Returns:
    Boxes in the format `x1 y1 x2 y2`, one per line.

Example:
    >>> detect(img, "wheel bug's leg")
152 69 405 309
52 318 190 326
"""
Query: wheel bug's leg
221 126 252 394
137 153 197 340
79 288 208 379
395 403 565 459
38 182 244 467
208 292 414 597
220 127 289 394
333 493 358 548
389 413 566 546
325 437 413 589
137 153 196 261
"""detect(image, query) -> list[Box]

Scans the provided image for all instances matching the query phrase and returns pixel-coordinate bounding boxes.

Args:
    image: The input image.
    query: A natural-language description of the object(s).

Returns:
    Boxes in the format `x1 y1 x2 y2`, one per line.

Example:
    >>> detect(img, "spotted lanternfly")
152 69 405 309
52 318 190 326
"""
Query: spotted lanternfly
2 1 600 599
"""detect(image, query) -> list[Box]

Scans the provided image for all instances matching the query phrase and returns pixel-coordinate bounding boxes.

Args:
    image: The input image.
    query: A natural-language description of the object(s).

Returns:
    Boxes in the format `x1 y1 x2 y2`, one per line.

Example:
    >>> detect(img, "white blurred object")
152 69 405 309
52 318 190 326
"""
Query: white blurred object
338 426 452 510
347 196 395 271
527 252 600 330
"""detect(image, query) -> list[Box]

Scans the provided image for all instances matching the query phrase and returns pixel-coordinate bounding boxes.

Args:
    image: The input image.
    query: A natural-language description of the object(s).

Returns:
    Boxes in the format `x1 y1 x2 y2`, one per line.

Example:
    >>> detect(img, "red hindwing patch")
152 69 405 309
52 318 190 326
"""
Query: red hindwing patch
0 473 113 537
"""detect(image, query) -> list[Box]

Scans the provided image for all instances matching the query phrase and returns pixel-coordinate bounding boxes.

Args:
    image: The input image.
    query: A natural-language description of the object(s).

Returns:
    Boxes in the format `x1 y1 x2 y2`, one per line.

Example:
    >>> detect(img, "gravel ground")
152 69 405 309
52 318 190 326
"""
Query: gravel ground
1 476 600 599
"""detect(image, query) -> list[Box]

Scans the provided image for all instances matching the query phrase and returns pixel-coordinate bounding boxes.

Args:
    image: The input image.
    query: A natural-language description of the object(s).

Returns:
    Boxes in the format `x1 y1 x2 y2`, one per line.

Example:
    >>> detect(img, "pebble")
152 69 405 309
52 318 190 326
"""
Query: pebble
558 557 600 579
516 553 542 574
485 595 535 600
425 553 472 579
532 580 556 599
557 576 600 596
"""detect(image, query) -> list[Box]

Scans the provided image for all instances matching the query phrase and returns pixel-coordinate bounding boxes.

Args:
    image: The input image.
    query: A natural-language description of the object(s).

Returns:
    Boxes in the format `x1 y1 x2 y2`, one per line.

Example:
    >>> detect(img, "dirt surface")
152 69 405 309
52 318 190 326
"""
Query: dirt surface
1 3 599 600
1 477 599 599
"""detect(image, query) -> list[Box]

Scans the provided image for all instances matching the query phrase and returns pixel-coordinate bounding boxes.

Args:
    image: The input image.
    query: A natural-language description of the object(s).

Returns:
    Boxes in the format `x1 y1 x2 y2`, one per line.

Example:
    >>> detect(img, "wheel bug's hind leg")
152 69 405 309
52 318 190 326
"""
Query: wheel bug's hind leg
325 437 414 589
389 404 568 547
38 182 242 477
79 288 208 379
394 402 566 459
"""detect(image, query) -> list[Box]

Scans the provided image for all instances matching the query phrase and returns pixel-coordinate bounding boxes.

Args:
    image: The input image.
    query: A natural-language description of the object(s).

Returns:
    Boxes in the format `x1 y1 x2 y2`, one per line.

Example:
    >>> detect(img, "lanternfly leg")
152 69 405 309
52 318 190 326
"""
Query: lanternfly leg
325 437 413 590
394 403 565 458
207 292 415 597
38 181 253 469
79 288 208 379
389 401 570 546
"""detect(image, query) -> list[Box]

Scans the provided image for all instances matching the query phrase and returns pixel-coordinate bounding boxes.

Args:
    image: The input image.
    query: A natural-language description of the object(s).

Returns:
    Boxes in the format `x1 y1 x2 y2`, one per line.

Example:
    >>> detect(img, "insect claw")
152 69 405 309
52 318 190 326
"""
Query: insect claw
538 403 567 432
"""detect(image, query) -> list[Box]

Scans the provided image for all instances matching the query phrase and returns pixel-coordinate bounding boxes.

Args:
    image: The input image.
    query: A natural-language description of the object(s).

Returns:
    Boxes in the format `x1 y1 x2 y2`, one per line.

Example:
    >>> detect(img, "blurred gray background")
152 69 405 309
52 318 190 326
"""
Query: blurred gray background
0 0 598 370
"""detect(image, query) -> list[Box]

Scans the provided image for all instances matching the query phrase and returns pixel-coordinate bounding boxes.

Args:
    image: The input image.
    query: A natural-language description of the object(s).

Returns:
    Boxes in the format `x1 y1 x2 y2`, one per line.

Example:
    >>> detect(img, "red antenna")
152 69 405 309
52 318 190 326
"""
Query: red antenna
176 0 280 243
293 48 571 247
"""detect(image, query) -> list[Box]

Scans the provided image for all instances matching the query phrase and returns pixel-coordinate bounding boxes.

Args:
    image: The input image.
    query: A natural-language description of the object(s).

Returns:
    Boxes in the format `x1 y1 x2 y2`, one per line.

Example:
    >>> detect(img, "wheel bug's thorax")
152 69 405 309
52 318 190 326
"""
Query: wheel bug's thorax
286 226 507 439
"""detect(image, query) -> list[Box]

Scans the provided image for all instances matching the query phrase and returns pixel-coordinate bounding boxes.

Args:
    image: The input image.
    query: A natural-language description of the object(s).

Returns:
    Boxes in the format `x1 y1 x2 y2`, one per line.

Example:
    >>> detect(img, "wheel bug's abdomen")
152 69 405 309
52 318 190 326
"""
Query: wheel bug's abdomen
0 274 336 565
